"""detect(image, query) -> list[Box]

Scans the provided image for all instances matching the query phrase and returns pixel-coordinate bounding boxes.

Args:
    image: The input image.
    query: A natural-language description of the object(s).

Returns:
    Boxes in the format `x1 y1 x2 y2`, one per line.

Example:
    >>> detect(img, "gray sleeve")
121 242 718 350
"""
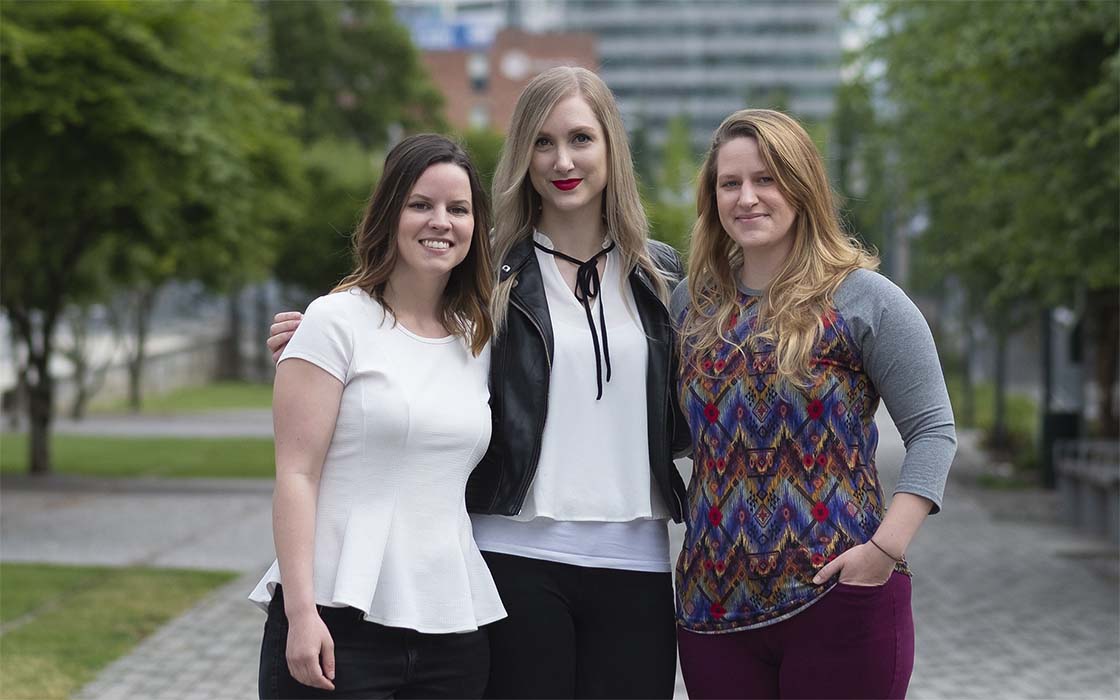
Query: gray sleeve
835 269 957 514
670 276 691 330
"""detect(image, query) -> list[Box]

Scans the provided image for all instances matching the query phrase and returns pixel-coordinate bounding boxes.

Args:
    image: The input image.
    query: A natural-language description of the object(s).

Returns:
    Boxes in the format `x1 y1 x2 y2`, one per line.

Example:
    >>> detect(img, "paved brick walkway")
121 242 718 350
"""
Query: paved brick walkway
74 572 264 700
2 410 1116 699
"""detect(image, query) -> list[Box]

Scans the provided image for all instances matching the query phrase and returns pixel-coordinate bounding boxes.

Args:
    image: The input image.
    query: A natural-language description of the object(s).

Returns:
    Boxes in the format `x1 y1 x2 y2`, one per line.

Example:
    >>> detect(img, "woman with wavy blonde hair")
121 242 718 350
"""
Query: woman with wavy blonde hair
670 109 957 699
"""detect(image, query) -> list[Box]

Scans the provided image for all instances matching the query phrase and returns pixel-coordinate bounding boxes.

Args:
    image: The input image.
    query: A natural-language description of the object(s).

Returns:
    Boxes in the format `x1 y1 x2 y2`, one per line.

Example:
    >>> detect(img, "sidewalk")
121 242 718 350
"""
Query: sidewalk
48 409 274 438
1 409 1116 699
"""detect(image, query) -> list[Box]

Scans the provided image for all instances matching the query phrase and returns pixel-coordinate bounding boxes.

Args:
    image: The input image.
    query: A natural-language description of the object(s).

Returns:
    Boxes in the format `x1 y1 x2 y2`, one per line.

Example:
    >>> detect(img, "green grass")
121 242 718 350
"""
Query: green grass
0 563 236 700
0 434 275 478
90 381 272 415
946 378 1040 473
946 378 1038 438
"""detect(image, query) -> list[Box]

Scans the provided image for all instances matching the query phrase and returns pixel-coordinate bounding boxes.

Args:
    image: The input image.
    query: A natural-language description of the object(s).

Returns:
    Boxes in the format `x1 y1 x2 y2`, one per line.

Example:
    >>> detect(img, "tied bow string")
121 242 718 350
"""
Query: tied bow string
535 241 616 400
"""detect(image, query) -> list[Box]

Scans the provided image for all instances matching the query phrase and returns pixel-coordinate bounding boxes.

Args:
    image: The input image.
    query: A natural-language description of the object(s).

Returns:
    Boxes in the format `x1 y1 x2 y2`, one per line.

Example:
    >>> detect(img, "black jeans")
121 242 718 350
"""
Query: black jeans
259 587 489 699
481 552 677 699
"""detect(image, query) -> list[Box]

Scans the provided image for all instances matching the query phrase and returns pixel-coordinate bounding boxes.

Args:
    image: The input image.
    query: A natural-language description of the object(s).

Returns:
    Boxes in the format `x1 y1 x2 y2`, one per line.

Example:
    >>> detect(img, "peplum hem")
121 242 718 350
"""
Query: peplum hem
249 499 505 634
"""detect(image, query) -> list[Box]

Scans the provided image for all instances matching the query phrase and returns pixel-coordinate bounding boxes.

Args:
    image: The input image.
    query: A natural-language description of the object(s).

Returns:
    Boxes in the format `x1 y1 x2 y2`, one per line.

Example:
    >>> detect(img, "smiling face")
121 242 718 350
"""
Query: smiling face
528 94 609 220
715 136 797 261
393 162 475 281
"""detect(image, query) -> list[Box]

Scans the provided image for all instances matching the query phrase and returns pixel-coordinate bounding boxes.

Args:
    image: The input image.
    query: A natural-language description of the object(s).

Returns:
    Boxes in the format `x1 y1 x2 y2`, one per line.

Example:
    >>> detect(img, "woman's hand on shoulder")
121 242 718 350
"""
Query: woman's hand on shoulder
268 312 303 363
285 609 336 690
811 542 895 587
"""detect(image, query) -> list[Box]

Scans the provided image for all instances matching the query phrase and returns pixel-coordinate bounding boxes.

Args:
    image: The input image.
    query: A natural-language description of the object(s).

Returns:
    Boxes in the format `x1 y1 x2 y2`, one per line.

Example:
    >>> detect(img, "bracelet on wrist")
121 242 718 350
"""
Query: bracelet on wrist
868 537 904 563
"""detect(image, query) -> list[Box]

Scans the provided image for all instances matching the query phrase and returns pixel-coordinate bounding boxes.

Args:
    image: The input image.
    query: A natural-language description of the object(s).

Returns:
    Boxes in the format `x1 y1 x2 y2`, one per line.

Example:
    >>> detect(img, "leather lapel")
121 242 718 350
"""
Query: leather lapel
504 237 555 361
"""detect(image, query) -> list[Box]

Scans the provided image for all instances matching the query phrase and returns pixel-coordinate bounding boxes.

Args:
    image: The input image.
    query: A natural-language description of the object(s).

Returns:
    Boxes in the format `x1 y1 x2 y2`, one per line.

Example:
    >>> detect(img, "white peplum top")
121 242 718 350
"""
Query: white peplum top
249 289 506 633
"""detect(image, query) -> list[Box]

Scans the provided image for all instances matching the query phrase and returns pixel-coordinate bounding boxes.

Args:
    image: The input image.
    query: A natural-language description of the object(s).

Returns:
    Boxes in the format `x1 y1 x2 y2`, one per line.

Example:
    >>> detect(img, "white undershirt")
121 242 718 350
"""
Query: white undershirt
471 231 671 573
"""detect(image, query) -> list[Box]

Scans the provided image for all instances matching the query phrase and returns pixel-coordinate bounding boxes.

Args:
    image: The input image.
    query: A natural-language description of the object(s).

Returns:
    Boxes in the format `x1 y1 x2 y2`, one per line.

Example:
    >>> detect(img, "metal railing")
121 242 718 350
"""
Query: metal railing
1055 439 1120 544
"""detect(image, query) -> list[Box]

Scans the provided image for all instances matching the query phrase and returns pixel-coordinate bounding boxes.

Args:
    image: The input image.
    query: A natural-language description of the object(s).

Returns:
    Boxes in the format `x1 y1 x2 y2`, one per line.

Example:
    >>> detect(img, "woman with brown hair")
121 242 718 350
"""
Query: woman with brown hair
251 134 505 699
671 109 957 699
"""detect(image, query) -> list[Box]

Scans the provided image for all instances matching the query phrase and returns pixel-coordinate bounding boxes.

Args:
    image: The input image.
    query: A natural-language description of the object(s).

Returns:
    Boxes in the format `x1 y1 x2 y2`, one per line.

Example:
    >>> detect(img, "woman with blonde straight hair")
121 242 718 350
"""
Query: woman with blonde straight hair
466 65 684 699
670 108 956 698
269 67 688 699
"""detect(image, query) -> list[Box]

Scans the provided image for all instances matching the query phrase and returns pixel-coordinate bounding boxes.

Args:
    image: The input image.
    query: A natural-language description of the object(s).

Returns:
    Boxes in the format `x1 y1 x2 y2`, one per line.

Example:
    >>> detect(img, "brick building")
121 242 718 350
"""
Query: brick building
422 28 598 133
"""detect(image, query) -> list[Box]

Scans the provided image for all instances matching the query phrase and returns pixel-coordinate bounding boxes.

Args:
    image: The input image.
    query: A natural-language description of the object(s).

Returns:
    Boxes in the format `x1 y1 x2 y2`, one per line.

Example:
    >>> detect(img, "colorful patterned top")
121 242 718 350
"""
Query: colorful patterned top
671 269 956 633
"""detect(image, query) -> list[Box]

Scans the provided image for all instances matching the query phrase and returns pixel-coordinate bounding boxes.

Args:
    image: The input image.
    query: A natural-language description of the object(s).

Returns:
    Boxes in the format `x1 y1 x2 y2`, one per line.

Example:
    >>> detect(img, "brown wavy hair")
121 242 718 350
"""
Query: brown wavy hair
334 134 494 355
681 109 878 384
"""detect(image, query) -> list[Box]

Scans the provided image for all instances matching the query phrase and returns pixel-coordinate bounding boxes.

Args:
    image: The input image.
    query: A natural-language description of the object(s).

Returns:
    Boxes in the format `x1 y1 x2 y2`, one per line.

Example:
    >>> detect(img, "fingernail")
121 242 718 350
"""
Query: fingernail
812 576 821 584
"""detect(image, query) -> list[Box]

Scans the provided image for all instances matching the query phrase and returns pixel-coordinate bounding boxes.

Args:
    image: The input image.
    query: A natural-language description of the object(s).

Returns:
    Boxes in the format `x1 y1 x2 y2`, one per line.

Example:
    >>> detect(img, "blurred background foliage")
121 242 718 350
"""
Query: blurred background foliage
0 0 1116 476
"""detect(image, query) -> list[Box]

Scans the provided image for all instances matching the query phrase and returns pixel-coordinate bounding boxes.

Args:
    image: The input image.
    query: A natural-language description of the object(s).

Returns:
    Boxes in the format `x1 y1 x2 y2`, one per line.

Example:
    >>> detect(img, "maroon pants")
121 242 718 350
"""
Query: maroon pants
677 572 915 699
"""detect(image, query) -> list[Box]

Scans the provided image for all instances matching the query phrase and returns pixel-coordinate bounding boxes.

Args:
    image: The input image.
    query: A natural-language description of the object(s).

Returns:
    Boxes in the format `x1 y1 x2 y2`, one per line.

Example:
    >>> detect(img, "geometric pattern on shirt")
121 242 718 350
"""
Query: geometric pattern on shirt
675 292 909 633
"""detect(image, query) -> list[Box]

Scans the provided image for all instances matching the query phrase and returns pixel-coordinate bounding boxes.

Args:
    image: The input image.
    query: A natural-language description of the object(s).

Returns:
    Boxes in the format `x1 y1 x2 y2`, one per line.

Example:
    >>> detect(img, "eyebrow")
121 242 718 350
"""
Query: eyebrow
718 169 771 180
408 193 472 206
537 124 599 138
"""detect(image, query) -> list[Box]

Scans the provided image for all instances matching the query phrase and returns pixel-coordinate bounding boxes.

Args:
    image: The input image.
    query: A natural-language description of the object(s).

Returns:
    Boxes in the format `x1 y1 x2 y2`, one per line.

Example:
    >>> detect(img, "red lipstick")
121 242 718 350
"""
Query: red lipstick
552 179 582 191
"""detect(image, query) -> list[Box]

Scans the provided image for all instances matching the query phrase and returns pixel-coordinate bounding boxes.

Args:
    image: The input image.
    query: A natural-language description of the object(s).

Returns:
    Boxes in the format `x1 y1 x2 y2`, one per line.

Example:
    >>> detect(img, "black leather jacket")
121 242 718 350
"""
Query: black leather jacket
465 236 688 522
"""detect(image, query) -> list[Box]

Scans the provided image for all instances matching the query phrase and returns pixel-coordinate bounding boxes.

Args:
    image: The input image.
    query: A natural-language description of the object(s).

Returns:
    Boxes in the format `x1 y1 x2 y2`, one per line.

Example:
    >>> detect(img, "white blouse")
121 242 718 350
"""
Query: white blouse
249 289 506 633
471 231 671 573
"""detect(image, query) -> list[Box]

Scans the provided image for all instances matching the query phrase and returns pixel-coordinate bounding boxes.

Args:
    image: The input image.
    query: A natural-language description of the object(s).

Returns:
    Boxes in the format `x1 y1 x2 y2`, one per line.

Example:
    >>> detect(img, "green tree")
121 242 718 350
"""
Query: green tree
868 0 1120 438
1 0 301 472
458 128 506 196
629 112 658 197
831 76 892 257
262 0 444 146
273 139 379 297
262 0 447 305
646 115 699 254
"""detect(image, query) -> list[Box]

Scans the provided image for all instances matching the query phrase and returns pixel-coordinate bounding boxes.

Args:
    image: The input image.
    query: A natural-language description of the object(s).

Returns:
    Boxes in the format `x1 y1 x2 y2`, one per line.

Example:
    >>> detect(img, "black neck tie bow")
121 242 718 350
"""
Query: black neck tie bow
535 240 616 400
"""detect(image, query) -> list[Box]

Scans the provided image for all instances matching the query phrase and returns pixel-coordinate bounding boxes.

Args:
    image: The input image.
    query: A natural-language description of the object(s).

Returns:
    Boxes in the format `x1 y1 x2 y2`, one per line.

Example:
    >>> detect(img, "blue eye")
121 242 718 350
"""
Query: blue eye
573 133 592 144
535 137 552 148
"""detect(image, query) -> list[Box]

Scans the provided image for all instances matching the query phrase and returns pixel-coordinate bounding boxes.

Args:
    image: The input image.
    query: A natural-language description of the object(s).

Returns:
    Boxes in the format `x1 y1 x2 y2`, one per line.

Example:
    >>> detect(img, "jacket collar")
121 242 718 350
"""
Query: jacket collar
504 237 555 359
499 236 536 281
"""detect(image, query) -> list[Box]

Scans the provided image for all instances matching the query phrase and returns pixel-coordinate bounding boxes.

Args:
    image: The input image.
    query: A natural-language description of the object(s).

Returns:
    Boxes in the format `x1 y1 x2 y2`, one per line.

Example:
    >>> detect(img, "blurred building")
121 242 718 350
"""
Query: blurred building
420 27 598 133
559 0 842 146
394 0 842 145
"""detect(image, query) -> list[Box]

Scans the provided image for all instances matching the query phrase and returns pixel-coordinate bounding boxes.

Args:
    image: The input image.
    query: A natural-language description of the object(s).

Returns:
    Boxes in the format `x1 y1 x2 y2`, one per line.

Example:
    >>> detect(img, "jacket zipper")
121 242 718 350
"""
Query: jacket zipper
510 297 551 370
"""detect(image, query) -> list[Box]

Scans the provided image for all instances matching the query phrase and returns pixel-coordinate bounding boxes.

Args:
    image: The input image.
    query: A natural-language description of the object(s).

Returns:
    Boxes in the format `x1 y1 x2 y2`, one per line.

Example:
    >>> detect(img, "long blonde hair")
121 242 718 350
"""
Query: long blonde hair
489 66 668 328
681 109 878 384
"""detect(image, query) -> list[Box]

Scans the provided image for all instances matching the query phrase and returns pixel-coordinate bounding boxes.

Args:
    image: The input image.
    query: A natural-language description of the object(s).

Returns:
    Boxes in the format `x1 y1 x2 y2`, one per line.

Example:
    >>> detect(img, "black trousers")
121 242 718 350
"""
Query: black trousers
481 552 677 699
259 587 489 699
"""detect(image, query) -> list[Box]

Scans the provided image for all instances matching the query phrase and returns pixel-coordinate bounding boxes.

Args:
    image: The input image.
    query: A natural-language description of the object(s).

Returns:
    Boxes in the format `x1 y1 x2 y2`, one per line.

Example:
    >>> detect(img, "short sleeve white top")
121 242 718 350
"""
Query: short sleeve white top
249 289 506 633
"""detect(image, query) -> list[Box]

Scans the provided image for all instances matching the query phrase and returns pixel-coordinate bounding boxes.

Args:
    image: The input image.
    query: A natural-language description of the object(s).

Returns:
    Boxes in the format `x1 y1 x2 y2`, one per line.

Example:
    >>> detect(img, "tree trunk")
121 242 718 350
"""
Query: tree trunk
64 307 92 420
5 334 28 431
254 282 271 380
70 367 89 420
9 307 58 475
28 353 53 475
1090 288 1119 437
220 284 244 380
991 324 1009 449
961 316 976 428
126 287 157 413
